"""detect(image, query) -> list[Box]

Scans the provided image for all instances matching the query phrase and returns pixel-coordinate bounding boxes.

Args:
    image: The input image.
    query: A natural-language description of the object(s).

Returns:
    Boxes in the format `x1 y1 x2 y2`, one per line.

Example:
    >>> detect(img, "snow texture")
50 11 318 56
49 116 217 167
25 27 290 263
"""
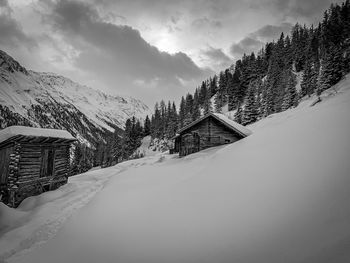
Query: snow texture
0 126 75 144
1 74 350 263
132 136 169 158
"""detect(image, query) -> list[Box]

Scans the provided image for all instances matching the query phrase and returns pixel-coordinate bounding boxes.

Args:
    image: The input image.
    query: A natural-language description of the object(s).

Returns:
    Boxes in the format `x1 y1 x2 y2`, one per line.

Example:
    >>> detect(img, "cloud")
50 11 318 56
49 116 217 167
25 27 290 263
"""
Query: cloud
0 0 36 48
272 0 342 19
230 22 293 58
192 17 222 29
230 37 264 58
40 0 211 105
0 0 8 7
200 46 232 71
251 22 293 42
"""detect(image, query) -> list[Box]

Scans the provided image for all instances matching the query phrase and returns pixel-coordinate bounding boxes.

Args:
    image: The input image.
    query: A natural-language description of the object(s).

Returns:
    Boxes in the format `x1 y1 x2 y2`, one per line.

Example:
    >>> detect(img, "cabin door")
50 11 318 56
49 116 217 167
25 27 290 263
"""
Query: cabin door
40 148 55 177
193 133 200 152
181 132 200 156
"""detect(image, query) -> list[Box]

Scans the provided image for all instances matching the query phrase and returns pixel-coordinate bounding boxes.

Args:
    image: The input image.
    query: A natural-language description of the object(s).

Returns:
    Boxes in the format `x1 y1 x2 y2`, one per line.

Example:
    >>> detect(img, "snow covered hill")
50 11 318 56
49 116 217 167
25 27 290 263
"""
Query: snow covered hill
1 74 350 263
0 50 150 145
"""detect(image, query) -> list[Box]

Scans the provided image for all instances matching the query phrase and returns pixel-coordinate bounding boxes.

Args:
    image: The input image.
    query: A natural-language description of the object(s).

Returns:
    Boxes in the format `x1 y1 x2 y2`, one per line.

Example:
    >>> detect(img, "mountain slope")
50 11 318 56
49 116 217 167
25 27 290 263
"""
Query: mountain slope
3 74 350 263
0 50 150 146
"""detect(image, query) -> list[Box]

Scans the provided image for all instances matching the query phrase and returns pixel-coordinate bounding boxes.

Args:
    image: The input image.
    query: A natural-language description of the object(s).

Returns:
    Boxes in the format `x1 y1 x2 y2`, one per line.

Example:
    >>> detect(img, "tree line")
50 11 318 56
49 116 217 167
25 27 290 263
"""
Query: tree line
149 0 350 130
71 116 149 175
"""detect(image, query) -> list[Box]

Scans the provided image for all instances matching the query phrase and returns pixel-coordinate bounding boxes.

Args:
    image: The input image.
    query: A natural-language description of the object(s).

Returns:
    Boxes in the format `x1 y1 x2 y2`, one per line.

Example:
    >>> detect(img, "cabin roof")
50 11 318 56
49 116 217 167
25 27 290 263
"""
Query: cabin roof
0 126 76 145
176 112 252 137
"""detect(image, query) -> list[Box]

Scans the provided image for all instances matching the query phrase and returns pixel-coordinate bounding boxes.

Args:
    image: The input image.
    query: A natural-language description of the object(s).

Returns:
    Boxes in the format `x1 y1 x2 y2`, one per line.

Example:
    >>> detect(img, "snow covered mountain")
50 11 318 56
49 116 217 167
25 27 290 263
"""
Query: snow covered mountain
0 50 150 146
1 73 350 263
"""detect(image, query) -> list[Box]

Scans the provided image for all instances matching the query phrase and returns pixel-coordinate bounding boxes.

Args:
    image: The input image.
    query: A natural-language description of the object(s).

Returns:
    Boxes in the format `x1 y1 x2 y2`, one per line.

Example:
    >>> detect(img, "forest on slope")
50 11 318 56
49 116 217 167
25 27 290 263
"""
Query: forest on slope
147 1 350 140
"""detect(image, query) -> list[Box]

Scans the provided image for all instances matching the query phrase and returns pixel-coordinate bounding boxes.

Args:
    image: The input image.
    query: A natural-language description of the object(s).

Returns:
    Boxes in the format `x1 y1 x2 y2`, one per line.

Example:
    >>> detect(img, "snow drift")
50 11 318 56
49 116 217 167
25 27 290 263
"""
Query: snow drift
2 75 350 263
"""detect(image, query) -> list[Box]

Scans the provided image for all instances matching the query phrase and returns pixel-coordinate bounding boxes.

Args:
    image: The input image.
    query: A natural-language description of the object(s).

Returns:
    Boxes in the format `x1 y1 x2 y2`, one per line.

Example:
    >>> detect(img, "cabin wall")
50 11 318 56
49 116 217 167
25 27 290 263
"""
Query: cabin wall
52 145 70 179
17 144 70 184
0 145 14 186
17 144 42 182
2 143 71 207
179 116 243 156
205 117 242 146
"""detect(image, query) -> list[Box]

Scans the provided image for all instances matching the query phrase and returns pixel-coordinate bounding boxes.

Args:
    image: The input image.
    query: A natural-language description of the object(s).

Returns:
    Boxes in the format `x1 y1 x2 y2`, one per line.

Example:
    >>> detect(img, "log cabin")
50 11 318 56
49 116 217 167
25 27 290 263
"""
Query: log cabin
0 126 76 207
173 113 252 157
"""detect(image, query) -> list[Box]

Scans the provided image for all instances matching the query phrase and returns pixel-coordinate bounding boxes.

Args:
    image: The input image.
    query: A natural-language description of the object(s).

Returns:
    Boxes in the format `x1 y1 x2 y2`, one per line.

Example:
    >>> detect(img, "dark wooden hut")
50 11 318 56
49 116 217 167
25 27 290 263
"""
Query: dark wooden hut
0 126 76 207
173 113 252 157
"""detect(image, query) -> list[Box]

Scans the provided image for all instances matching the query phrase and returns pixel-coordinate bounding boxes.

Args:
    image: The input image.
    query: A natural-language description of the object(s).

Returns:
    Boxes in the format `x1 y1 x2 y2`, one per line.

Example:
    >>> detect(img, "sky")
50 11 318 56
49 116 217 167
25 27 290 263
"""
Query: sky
0 0 343 106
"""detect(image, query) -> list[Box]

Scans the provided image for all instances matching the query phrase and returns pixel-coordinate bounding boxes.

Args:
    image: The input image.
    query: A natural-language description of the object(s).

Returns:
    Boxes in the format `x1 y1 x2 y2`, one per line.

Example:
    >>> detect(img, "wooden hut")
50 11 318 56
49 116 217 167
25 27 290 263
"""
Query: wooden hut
173 113 252 157
0 126 76 207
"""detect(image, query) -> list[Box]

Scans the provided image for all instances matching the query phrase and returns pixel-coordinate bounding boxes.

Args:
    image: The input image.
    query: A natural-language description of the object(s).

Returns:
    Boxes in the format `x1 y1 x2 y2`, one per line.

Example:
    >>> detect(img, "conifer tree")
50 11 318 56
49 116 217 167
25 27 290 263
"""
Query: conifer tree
178 96 186 128
318 46 344 92
166 102 178 138
143 115 151 135
111 131 123 164
242 81 259 125
234 104 243 124
192 90 201 121
203 88 213 115
282 71 298 110
210 75 218 97
198 81 207 106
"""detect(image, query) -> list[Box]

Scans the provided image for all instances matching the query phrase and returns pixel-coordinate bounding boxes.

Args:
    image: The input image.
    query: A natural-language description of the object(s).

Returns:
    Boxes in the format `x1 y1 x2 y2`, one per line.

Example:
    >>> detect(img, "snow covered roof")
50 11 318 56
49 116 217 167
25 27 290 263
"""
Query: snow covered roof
177 113 252 137
0 126 76 144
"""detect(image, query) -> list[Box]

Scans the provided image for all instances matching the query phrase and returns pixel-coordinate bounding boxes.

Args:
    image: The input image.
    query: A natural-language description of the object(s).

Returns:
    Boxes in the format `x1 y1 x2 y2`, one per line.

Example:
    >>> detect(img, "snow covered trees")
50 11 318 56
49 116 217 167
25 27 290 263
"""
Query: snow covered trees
147 1 350 133
241 80 259 125
150 100 179 139
282 71 298 111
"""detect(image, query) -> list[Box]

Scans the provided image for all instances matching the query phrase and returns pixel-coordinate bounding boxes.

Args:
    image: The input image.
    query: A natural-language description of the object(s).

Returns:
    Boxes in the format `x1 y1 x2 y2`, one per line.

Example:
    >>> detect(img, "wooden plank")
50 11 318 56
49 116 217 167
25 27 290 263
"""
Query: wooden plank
19 164 41 169
19 165 41 170
18 175 40 181
54 163 67 170
0 146 13 184
54 160 68 166
20 154 42 159
19 161 41 165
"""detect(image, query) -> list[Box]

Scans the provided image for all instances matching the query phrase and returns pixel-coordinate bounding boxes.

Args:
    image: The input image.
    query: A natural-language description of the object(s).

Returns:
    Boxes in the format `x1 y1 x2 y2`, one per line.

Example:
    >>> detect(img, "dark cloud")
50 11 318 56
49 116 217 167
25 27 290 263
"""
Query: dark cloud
203 47 231 62
0 0 36 48
42 0 211 104
201 46 232 70
251 22 293 42
230 22 293 58
0 0 8 7
230 37 264 58
170 12 181 24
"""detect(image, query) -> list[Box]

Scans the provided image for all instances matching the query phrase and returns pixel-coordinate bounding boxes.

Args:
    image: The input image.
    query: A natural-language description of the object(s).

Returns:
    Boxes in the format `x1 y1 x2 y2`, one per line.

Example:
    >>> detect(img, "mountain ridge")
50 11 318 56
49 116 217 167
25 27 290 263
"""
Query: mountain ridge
0 50 151 147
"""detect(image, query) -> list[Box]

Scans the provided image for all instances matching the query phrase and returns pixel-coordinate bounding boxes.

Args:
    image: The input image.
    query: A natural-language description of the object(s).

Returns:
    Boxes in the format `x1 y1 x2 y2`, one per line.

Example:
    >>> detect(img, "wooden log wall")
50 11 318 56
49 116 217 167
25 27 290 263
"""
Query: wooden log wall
208 117 241 143
2 142 72 207
0 145 13 185
179 116 243 156
17 144 70 184
8 142 21 188
18 145 42 183
53 145 70 178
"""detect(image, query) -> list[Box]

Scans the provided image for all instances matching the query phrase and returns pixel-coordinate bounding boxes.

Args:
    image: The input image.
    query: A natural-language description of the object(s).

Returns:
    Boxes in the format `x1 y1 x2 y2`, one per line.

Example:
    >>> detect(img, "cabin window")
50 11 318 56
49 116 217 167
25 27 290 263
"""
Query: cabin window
40 148 55 177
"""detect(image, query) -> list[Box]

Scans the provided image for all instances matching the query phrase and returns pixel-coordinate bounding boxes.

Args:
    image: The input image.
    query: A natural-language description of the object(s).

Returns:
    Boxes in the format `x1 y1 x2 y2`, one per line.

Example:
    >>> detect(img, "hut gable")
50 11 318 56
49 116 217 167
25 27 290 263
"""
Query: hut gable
174 113 252 157
0 126 76 207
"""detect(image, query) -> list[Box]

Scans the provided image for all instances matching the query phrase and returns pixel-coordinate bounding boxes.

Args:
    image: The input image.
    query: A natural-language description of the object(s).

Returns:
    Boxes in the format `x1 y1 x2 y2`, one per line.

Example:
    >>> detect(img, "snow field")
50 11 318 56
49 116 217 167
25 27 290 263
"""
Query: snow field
2 74 350 263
